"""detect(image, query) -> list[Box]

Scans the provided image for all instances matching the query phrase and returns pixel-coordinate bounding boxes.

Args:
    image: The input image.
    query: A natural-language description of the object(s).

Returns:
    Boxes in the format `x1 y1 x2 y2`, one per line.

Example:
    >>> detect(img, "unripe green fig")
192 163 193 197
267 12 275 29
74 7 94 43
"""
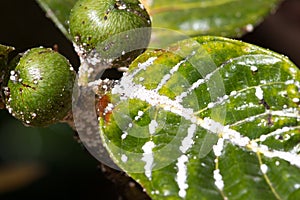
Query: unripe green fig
69 0 151 67
6 47 75 127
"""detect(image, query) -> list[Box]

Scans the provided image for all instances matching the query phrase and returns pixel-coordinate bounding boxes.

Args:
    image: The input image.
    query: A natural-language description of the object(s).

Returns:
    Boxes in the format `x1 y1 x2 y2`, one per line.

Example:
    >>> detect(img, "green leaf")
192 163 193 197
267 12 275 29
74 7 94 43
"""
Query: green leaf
146 0 281 37
100 36 300 199
0 44 15 109
0 44 14 70
36 0 77 40
36 0 281 41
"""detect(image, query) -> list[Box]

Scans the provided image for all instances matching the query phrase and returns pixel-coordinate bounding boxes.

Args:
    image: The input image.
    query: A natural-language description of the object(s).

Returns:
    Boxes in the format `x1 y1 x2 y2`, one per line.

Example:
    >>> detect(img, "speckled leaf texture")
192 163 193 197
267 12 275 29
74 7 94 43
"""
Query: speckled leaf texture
99 36 300 200
36 0 281 38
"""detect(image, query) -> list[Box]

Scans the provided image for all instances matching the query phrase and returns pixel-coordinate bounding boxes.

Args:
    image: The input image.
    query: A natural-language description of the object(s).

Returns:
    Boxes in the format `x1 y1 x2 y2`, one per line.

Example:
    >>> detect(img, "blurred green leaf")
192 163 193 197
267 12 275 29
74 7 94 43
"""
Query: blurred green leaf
147 0 281 37
0 44 14 71
36 0 281 41
36 0 77 40
100 36 300 199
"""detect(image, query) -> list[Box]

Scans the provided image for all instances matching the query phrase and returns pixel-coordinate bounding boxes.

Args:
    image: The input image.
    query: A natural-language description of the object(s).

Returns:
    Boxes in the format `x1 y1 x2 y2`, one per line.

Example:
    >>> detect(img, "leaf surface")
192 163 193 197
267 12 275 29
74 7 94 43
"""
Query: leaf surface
100 36 300 199
36 0 281 40
144 0 281 37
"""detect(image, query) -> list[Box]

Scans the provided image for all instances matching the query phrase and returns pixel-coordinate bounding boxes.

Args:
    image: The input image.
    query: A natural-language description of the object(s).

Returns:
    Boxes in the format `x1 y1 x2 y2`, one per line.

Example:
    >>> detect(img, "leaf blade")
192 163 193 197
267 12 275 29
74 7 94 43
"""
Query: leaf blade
148 0 281 37
100 36 299 199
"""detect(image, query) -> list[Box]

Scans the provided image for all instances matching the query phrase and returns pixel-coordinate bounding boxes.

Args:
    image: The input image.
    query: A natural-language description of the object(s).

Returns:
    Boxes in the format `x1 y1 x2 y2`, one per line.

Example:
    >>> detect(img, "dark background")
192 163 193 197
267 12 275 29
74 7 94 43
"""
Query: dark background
0 0 299 199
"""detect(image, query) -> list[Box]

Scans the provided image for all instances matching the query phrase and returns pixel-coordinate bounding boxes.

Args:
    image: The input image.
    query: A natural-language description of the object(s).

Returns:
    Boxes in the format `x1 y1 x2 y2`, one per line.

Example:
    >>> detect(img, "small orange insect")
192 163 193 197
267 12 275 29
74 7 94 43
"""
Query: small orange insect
97 94 112 123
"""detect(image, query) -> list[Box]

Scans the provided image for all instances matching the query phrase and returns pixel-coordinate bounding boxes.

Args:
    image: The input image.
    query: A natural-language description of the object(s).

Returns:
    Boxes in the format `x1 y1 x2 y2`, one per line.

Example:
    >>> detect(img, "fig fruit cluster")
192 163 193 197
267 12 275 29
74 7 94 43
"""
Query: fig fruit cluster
2 0 151 127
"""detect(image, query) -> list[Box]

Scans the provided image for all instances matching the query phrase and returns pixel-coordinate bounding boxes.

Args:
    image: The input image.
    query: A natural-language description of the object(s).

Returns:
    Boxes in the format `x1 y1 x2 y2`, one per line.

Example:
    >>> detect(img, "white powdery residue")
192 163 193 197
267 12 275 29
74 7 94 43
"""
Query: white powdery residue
222 125 250 147
291 143 300 154
114 70 283 160
138 3 145 9
207 102 214 109
176 78 205 102
208 95 230 109
264 126 295 141
135 110 144 121
87 79 104 87
236 102 257 111
255 86 264 100
292 98 299 103
121 131 128 140
175 47 219 102
290 67 297 75
113 74 196 123
155 59 186 92
151 190 160 195
105 103 114 113
201 118 225 134
176 155 189 198
245 24 254 32
141 141 156 180
294 184 300 189
10 74 16 82
252 145 300 168
121 154 128 163
278 90 288 97
201 118 249 148
149 120 158 135
135 57 157 76
179 124 197 153
233 109 299 127
155 74 170 91
7 107 12 114
213 138 224 157
213 169 224 190
88 10 102 27
87 54 101 66
260 164 268 174
200 118 250 146
285 79 296 86
271 109 299 118
259 134 267 142
117 4 127 10
250 65 258 72
230 90 237 96
260 80 267 84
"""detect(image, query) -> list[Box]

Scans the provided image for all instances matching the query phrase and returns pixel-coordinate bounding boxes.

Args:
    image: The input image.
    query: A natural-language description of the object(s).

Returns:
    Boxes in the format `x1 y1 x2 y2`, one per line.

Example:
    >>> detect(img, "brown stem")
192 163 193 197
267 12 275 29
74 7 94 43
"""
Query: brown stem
100 164 151 200
62 111 150 199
